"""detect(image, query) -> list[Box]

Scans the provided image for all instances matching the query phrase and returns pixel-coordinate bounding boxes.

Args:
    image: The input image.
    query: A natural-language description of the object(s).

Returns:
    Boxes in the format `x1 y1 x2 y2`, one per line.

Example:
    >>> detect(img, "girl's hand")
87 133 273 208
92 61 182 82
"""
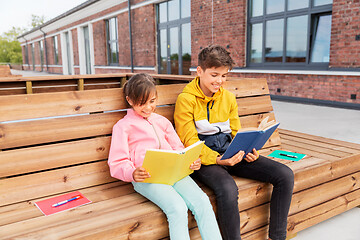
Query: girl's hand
133 167 151 182
244 148 259 162
190 158 201 170
216 150 245 166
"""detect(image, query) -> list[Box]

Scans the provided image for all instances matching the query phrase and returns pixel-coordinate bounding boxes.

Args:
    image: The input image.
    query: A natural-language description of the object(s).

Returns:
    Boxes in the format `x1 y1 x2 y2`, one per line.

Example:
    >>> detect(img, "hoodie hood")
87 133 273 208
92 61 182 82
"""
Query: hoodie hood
182 77 223 102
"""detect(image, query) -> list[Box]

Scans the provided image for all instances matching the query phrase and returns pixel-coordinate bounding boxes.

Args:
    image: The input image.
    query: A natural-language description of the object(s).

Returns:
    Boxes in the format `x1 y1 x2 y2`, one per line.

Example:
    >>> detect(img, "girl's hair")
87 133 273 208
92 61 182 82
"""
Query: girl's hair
123 73 157 106
198 44 235 71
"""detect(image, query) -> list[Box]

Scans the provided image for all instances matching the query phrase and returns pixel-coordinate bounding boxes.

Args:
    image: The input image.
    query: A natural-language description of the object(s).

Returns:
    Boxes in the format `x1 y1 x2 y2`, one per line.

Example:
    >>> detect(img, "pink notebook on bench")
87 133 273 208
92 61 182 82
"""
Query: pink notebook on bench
35 191 91 216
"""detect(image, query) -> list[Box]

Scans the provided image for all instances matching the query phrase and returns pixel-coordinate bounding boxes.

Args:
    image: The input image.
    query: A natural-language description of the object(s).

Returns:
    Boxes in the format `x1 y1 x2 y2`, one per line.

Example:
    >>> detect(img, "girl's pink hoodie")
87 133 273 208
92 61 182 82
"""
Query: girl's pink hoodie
108 109 184 182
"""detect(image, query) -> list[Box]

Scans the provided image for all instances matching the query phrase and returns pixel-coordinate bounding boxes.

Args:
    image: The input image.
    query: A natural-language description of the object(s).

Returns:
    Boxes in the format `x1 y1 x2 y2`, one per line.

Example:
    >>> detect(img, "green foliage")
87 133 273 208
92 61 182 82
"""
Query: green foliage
2 27 27 41
0 37 22 63
0 14 46 64
30 14 46 29
0 27 27 64
182 53 191 61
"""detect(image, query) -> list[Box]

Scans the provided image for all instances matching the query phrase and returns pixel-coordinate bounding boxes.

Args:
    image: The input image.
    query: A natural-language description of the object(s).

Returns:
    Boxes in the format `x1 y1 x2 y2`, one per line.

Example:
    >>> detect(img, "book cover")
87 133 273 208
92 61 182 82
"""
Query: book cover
142 141 204 185
221 117 280 160
34 191 91 216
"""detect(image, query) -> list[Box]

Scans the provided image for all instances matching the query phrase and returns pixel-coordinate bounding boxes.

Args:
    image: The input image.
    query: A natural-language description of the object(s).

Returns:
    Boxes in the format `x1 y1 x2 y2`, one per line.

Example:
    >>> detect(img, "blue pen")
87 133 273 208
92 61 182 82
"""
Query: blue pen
52 196 80 207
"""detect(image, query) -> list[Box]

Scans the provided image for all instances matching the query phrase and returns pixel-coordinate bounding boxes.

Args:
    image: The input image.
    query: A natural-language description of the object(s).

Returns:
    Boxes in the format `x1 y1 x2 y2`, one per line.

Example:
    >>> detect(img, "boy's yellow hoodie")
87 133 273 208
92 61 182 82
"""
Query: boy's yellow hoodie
174 77 241 165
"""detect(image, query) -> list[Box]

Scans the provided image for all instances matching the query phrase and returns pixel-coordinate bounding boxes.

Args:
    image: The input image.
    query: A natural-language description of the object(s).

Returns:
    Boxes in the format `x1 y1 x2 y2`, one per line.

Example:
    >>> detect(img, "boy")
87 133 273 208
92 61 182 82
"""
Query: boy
174 45 294 240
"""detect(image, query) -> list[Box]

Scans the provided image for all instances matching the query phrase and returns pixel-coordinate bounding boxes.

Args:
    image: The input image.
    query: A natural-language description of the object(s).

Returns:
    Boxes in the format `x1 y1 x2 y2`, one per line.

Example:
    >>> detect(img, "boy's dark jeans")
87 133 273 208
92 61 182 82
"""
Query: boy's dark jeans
192 155 294 240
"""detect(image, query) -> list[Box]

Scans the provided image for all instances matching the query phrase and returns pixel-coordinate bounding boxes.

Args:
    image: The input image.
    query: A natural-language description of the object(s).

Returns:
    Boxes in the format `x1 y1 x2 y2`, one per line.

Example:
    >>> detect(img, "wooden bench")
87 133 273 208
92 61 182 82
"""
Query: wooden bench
0 73 192 95
1 75 360 239
0 65 21 78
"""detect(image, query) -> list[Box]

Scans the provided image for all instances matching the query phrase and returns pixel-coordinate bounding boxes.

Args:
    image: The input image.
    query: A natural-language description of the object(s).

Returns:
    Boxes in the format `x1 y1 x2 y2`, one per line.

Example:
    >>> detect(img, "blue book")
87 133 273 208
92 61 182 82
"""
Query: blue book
221 117 280 160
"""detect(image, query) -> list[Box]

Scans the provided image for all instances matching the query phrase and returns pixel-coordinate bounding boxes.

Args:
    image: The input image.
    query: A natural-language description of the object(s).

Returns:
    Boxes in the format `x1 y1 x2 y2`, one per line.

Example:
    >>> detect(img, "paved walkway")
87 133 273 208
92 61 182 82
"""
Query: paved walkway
273 100 360 240
9 69 360 239
10 69 61 77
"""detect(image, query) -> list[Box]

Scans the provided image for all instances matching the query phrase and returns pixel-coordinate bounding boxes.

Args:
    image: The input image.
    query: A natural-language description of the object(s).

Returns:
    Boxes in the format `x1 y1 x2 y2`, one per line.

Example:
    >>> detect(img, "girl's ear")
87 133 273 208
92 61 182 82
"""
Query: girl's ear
126 96 133 106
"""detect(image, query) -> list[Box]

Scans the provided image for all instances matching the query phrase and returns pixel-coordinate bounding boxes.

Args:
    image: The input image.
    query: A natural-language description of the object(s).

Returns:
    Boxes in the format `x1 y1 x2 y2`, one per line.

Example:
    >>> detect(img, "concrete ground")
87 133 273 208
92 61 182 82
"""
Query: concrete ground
10 69 360 239
272 100 360 240
10 69 61 77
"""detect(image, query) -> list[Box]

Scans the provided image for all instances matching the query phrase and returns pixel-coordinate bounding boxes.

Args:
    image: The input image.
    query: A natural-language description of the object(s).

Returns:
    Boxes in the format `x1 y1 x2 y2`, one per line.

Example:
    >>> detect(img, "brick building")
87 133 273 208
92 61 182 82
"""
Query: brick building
18 0 360 106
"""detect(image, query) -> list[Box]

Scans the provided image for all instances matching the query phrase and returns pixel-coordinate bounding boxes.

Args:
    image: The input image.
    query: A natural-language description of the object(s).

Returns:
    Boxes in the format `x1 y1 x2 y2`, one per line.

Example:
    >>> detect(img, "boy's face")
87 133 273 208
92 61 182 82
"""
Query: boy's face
197 66 229 97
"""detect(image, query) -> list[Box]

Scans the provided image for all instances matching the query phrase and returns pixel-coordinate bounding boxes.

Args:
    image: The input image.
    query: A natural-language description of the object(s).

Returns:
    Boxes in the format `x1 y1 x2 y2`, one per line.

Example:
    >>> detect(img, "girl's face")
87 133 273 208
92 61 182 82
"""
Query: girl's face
127 91 157 119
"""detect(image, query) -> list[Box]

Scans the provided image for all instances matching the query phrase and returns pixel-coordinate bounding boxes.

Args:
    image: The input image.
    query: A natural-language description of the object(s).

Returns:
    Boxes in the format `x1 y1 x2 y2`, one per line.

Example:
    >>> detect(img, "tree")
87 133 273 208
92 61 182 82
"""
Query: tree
0 15 47 64
30 14 46 29
0 27 27 63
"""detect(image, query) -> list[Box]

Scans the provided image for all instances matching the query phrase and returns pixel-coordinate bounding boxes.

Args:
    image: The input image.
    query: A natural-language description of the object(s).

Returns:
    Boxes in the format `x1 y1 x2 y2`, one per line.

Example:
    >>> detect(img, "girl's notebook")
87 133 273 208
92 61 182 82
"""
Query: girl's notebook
35 191 91 216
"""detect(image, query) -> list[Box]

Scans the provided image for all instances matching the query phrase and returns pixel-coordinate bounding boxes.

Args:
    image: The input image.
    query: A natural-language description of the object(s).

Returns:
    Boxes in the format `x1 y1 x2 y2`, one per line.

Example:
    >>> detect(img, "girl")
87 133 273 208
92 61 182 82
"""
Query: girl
108 73 222 240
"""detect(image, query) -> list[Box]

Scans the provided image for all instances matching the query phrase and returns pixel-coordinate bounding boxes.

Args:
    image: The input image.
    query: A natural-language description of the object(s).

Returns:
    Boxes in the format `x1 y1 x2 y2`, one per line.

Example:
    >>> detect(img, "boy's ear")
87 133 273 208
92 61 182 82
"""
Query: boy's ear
196 66 204 76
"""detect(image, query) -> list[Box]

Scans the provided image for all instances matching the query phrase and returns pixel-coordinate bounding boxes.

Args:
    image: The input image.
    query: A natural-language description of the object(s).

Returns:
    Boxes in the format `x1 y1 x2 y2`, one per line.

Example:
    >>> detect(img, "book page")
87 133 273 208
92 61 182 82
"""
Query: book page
142 141 204 185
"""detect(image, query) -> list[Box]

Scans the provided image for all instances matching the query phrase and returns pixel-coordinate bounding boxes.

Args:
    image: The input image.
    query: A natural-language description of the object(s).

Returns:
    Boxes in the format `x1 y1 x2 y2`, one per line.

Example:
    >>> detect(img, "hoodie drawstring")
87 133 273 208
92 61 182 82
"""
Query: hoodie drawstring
207 100 215 121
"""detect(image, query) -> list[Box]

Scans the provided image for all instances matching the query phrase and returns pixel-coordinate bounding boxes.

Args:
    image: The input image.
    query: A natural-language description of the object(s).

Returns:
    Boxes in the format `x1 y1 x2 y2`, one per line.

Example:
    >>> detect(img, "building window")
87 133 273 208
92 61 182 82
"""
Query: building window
31 43 35 70
53 36 59 65
157 0 191 75
25 45 29 65
39 41 44 71
248 0 332 69
105 17 119 65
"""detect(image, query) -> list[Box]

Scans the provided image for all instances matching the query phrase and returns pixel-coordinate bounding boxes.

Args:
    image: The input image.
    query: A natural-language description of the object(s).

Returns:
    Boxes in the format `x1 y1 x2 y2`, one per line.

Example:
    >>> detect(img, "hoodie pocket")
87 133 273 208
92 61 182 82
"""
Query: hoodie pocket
198 132 232 155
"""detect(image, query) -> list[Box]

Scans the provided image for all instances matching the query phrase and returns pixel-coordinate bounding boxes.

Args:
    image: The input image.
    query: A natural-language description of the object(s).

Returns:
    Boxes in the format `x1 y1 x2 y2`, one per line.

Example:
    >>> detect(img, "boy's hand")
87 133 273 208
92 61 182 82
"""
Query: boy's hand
216 150 245 166
190 158 201 170
244 148 259 162
133 167 151 182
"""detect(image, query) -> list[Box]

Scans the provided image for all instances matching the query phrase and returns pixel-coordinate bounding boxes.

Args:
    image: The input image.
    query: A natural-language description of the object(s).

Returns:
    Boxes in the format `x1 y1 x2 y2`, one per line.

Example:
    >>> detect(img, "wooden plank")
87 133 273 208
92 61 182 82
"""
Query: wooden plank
0 73 128 83
289 171 360 215
280 133 360 155
0 182 133 227
281 138 352 158
279 128 360 151
237 95 273 116
0 84 185 122
287 188 360 234
2 165 360 239
0 88 126 122
77 78 84 91
25 81 33 94
0 111 123 149
239 112 276 128
0 89 26 95
0 201 163 239
32 85 78 93
0 136 111 177
281 143 341 161
0 78 269 122
0 161 116 206
0 182 125 224
225 78 269 96
0 103 274 150
5 176 360 240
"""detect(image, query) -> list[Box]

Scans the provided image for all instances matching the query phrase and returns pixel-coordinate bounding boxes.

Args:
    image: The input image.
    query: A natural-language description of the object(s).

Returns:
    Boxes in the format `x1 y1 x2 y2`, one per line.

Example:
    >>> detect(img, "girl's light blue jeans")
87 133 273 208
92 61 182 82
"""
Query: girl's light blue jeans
132 176 222 240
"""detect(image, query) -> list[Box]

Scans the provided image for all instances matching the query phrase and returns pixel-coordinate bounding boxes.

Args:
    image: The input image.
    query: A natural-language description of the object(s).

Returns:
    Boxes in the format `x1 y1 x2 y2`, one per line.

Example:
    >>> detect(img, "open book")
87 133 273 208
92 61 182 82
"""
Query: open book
142 141 204 185
221 117 280 160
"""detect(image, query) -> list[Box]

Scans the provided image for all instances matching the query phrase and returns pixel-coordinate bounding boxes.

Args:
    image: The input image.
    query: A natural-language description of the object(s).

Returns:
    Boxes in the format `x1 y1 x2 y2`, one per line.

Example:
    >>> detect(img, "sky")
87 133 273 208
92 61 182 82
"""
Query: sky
0 0 88 36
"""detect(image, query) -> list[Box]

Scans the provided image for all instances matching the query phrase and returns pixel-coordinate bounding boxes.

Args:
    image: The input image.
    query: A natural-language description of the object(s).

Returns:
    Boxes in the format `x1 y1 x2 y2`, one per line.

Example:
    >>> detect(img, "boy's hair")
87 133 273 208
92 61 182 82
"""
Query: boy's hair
123 73 157 107
198 45 235 71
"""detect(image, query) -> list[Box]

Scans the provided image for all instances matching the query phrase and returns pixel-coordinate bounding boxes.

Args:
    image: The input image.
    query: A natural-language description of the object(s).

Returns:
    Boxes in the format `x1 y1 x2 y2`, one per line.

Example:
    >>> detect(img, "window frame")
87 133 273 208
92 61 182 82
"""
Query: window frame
246 0 333 70
105 17 119 66
156 0 191 75
24 45 29 65
53 36 59 65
